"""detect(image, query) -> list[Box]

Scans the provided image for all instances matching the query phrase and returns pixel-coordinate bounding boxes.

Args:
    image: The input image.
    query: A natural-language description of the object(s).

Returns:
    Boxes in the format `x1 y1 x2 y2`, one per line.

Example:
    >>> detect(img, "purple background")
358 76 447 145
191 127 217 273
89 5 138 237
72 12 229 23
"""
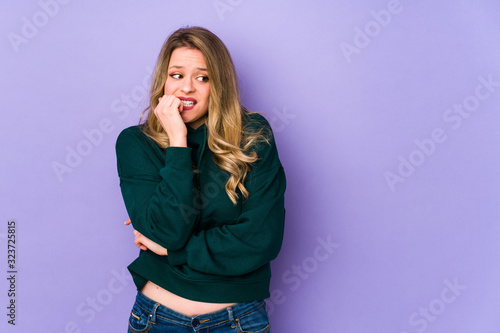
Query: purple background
1 0 500 332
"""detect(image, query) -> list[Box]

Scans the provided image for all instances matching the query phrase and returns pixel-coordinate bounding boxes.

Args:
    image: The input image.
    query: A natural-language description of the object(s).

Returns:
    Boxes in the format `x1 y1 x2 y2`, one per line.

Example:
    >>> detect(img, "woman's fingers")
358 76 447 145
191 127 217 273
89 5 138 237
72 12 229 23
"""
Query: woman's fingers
133 230 149 251
132 230 168 256
154 95 187 146
126 219 146 250
157 95 182 113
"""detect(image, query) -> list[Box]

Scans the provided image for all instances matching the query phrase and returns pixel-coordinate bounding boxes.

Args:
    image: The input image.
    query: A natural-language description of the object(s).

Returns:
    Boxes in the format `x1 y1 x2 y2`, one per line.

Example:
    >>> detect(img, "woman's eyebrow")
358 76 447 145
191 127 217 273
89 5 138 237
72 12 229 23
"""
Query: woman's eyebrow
168 65 207 71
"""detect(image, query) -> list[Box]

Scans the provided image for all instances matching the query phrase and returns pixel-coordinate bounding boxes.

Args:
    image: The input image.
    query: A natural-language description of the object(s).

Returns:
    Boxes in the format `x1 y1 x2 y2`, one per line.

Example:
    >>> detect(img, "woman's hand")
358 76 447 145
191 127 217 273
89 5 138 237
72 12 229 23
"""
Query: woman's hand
124 219 168 256
155 95 187 147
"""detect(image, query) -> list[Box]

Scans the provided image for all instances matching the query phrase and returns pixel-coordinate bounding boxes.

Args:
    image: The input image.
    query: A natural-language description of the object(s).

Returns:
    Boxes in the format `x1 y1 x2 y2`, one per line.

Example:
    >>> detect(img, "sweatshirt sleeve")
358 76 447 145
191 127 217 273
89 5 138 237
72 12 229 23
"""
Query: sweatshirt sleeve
115 127 197 250
167 123 286 276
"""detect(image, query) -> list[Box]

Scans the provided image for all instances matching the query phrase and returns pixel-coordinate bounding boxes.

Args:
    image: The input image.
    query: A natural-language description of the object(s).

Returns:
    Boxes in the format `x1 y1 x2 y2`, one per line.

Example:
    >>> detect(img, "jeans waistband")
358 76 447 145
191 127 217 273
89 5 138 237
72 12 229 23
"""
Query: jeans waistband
134 291 266 329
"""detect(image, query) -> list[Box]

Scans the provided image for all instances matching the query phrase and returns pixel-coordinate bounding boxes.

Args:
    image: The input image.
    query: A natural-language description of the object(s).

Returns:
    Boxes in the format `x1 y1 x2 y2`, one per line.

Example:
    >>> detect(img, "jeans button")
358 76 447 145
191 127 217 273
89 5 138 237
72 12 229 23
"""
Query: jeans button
192 318 200 327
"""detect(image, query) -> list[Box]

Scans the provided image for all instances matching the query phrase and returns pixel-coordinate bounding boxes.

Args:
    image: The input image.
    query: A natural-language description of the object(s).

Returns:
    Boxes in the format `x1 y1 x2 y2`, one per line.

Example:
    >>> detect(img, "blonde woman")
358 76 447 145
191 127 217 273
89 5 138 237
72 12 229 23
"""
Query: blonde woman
116 27 286 332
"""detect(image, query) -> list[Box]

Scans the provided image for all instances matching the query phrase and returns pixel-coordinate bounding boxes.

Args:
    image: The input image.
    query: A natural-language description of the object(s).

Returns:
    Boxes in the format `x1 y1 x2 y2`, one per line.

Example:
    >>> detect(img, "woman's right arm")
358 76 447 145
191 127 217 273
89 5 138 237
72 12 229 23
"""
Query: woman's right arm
115 127 196 251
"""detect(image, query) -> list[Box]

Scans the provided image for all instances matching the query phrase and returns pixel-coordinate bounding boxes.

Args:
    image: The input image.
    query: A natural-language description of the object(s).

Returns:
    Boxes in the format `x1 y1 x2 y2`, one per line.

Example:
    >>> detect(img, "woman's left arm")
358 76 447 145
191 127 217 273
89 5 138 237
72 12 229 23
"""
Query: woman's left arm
167 129 286 276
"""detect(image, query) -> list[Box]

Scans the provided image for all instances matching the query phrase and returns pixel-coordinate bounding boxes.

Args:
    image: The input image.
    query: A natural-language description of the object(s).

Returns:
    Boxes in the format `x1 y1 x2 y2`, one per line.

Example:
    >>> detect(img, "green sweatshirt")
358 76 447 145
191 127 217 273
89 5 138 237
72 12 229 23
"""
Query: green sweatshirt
115 112 286 303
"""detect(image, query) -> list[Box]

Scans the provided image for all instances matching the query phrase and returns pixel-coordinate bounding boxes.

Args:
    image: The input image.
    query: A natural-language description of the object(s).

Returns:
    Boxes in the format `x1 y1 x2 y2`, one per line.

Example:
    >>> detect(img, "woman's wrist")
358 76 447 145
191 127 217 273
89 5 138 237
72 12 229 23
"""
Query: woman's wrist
168 137 187 147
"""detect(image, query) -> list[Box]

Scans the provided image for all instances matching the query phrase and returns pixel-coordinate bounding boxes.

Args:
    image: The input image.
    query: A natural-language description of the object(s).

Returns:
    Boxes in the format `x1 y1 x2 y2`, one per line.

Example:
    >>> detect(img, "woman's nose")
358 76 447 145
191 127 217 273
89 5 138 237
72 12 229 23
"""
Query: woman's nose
181 79 195 93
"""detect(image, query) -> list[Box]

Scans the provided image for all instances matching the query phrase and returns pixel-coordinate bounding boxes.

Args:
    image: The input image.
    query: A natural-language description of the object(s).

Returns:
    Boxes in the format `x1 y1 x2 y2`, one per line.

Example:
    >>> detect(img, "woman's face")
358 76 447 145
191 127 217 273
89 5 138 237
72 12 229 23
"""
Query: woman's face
164 47 210 129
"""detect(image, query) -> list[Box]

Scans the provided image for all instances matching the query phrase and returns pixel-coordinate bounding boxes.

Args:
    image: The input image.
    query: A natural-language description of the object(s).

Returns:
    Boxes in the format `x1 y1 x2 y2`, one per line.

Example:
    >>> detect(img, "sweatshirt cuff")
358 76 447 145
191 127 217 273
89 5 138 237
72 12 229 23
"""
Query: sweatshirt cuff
165 147 192 170
167 248 188 266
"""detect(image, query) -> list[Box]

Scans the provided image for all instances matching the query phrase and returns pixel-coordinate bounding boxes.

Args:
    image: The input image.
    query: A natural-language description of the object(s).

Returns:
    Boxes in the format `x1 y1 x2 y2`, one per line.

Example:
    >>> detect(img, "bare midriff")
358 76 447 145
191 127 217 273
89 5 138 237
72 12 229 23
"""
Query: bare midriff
140 280 238 317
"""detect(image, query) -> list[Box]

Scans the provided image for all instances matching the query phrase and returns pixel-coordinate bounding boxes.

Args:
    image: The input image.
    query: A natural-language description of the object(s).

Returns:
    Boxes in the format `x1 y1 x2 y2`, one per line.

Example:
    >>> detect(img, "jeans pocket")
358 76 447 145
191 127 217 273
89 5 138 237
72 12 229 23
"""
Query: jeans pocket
128 302 152 333
236 302 270 333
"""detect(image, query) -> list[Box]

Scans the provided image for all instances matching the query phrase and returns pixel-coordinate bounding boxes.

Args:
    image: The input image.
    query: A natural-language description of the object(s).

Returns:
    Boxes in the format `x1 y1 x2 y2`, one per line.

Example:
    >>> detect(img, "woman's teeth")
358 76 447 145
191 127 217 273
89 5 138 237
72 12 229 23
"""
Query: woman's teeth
182 100 195 107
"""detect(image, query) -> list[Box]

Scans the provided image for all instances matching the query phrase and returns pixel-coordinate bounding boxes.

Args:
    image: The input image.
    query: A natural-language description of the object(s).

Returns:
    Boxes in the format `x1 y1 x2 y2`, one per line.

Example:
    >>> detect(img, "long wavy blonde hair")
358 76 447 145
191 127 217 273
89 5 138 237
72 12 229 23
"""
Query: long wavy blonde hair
140 26 265 204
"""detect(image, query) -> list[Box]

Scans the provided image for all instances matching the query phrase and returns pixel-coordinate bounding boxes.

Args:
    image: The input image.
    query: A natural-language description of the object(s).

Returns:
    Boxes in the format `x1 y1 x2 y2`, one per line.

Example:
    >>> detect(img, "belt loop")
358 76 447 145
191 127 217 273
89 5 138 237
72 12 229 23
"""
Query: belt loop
150 302 160 324
227 306 236 326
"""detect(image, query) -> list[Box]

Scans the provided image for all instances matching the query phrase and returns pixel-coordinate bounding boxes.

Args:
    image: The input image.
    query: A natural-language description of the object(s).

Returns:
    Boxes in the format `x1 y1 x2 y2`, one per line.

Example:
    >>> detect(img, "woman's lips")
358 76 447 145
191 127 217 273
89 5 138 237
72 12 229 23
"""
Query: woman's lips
178 97 197 110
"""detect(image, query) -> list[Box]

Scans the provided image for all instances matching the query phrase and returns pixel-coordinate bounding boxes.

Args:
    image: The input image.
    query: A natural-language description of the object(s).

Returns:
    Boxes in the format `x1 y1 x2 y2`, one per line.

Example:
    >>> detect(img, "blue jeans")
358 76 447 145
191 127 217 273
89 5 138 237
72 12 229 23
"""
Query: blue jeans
127 291 271 332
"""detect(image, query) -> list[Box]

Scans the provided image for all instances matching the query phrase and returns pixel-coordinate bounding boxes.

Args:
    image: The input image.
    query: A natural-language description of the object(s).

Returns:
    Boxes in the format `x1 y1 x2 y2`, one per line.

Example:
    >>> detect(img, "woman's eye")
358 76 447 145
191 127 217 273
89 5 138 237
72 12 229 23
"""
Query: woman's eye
197 76 209 82
170 73 182 79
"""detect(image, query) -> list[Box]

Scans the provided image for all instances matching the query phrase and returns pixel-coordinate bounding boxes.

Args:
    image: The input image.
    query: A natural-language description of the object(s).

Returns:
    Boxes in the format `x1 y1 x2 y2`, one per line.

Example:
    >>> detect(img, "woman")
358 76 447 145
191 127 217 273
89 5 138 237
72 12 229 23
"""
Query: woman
116 26 286 332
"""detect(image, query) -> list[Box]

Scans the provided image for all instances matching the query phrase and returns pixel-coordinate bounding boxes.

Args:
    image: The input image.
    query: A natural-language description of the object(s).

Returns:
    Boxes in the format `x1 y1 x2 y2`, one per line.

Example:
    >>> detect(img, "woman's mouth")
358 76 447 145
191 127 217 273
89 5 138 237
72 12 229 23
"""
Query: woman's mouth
179 97 197 110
